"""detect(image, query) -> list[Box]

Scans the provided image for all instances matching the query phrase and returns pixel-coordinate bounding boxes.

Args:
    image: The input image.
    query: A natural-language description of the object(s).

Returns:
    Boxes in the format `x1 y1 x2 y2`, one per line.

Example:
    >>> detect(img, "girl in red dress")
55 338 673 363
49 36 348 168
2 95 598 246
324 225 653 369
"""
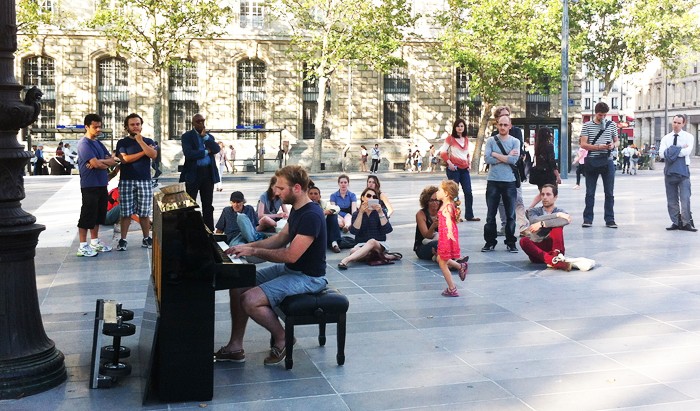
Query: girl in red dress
436 180 469 297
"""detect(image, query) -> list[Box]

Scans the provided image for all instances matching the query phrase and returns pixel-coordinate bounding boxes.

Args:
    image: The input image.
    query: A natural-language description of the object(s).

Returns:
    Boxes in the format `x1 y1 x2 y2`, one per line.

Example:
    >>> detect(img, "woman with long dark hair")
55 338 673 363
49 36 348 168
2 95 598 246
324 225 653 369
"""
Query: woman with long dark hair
257 176 290 231
438 119 479 221
528 127 561 208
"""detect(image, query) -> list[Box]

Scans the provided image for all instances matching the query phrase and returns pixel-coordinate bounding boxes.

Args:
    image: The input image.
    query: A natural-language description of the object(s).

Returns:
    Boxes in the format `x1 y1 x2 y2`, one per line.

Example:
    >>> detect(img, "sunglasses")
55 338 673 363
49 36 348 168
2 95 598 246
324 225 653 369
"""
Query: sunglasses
429 199 441 203
498 123 510 127
365 194 377 199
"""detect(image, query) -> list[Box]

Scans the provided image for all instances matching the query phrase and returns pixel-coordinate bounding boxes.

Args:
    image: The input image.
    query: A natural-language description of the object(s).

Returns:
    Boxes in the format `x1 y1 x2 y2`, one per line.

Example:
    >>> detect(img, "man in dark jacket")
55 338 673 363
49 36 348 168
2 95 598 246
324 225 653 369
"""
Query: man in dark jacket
179 113 221 230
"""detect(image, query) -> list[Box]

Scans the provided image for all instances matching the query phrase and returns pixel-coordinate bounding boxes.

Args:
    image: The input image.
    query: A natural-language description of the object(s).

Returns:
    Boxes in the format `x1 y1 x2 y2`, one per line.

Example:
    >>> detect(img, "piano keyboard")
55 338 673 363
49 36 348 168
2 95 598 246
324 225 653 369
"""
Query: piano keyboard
217 241 245 264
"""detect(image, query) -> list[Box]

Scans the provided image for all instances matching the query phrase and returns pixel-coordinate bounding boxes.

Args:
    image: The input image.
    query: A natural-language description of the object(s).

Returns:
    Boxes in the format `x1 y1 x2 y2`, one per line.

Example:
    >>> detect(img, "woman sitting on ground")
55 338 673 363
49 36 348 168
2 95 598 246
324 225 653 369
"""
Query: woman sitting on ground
330 174 357 232
366 174 394 217
257 176 289 231
414 185 441 261
308 184 343 253
337 187 401 269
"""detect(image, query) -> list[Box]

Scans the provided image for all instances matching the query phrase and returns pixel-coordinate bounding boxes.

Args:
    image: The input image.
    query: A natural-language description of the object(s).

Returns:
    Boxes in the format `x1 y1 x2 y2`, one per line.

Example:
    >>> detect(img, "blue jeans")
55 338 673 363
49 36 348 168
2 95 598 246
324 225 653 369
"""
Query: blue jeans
446 167 475 219
665 172 692 226
583 160 615 224
484 181 517 246
326 214 342 247
228 214 265 246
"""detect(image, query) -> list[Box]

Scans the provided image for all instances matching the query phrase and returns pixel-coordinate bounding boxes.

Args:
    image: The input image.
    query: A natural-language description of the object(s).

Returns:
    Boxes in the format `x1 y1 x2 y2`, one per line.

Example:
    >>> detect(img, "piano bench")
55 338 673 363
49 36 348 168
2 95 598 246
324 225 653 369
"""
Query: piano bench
273 288 349 370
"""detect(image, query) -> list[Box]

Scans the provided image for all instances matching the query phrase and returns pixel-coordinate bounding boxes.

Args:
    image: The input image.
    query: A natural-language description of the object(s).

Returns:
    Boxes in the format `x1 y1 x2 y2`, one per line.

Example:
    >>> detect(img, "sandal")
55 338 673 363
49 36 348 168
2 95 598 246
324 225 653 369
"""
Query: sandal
456 255 469 264
337 262 348 270
386 252 403 260
458 262 468 281
441 287 459 297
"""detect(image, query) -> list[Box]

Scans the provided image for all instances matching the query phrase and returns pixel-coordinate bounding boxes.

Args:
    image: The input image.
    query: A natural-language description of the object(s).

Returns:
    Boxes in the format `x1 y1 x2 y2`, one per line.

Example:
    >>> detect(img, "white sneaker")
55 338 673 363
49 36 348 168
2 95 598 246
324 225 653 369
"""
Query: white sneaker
77 244 97 257
564 256 596 271
91 239 113 252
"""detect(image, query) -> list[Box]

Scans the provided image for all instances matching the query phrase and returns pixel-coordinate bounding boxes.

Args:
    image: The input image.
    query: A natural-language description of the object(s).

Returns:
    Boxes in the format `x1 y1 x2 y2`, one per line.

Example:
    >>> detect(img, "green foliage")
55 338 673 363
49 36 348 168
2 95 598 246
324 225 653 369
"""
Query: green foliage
17 0 57 38
434 0 562 170
88 0 233 142
570 0 700 95
435 0 561 103
270 0 417 171
89 0 233 71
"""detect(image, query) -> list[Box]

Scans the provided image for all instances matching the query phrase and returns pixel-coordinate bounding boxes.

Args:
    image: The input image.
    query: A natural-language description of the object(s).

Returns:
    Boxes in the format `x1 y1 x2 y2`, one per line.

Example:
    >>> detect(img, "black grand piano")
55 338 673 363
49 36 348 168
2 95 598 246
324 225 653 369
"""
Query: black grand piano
139 185 256 404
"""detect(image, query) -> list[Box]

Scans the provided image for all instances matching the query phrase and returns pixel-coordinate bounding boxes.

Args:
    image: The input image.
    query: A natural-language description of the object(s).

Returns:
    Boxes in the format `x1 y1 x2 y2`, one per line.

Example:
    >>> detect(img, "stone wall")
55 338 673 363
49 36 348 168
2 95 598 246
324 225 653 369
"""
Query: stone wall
16 33 580 172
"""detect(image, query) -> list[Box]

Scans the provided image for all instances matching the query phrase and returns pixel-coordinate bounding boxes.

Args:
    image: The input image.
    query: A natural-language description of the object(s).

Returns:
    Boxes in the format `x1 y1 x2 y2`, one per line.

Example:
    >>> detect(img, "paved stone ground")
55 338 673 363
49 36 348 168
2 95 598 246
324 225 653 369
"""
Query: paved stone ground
4 163 700 411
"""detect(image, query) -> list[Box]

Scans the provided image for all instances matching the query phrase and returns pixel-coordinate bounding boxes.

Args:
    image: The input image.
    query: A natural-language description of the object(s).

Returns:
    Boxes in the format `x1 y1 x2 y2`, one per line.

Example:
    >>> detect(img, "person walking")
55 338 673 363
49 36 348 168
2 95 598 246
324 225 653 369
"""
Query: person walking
359 145 368 172
435 180 469 297
572 147 587 189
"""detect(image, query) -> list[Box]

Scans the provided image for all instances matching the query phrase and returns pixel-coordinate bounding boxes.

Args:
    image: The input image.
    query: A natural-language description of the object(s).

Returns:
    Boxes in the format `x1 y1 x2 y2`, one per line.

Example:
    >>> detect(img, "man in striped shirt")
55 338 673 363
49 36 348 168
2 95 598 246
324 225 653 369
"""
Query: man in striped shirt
579 102 619 228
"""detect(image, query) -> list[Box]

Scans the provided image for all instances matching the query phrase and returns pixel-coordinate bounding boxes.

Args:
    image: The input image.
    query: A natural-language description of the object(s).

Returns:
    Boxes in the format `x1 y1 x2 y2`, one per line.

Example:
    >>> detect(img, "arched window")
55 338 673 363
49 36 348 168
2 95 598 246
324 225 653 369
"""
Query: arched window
169 60 199 139
237 59 266 134
97 57 129 133
302 65 330 140
383 66 410 139
22 55 55 139
456 67 480 137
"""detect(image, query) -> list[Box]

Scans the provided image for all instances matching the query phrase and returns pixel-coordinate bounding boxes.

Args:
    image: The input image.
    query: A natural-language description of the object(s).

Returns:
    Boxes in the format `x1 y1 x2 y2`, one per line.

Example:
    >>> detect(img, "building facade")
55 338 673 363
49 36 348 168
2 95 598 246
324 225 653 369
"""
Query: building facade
16 0 581 172
634 58 700 153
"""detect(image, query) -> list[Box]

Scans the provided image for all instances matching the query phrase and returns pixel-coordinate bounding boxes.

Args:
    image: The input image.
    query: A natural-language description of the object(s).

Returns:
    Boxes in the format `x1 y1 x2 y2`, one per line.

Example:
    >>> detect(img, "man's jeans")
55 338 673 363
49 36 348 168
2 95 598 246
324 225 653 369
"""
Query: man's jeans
665 172 692 226
484 181 517 246
498 186 527 230
446 167 475 219
583 160 615 224
228 214 265 246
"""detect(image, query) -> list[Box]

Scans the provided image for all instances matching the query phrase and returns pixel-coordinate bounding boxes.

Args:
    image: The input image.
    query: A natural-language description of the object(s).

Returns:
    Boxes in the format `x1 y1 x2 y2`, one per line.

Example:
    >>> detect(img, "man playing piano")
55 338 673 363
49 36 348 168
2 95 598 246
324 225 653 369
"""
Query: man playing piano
216 165 327 365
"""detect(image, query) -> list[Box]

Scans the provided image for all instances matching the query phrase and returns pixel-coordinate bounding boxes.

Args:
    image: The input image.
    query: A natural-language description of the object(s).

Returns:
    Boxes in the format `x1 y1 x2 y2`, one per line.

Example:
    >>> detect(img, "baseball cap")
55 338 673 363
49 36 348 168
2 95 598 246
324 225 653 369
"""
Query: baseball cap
230 191 245 202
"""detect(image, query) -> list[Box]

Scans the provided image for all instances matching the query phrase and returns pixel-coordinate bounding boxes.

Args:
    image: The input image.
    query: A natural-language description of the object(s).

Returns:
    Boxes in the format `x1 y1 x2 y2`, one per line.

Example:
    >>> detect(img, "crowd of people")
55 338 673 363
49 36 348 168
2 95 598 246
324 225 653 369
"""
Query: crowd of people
64 102 695 368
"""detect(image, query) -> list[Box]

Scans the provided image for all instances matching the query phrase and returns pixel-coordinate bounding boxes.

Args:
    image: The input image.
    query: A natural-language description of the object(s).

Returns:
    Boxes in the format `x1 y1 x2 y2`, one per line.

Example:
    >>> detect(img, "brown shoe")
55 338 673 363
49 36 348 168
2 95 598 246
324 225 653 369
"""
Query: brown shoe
214 347 245 363
264 346 286 366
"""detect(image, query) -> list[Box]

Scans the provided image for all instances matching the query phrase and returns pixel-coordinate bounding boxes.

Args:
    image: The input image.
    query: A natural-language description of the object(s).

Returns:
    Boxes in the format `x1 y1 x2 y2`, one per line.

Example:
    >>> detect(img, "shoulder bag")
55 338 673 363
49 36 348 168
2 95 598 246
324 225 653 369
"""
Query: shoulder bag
494 137 521 188
585 121 612 172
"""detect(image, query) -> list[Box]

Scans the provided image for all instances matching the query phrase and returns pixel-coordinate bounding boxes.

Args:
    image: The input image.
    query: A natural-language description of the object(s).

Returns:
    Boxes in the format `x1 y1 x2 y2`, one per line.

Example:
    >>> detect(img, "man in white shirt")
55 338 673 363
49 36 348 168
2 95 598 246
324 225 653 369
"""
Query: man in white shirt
659 114 696 232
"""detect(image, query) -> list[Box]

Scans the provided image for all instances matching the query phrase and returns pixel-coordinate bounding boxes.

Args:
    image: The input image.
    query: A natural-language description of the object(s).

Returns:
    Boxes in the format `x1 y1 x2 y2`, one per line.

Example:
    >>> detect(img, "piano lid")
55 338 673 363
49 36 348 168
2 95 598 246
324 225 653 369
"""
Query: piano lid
154 183 199 212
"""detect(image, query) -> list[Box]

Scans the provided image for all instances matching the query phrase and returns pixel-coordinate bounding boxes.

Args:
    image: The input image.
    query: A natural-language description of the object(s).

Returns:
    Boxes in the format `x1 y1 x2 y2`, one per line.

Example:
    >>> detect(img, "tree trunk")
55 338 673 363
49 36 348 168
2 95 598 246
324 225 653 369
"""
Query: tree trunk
470 101 493 173
311 75 329 173
153 68 164 144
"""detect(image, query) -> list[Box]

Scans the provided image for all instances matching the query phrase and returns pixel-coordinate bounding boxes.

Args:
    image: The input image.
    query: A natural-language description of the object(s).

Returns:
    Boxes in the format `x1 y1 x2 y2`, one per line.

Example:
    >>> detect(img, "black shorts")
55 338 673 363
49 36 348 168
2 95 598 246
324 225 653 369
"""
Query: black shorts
78 186 108 229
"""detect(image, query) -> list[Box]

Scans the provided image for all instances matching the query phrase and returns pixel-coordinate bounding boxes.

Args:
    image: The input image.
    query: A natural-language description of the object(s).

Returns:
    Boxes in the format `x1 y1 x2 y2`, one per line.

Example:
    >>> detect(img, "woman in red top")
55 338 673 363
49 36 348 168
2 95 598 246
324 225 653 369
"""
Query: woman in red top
439 119 479 221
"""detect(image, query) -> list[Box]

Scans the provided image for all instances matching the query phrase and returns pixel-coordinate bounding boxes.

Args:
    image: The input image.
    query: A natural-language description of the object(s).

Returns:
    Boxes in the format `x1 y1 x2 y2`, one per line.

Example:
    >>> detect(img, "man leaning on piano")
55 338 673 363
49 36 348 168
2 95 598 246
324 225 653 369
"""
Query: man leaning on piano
215 165 328 366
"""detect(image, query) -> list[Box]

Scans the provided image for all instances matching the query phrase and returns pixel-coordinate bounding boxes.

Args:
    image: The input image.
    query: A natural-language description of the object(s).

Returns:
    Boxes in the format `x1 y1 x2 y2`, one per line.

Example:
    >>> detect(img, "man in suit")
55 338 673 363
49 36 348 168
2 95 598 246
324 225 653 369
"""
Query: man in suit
660 114 696 232
179 113 221 230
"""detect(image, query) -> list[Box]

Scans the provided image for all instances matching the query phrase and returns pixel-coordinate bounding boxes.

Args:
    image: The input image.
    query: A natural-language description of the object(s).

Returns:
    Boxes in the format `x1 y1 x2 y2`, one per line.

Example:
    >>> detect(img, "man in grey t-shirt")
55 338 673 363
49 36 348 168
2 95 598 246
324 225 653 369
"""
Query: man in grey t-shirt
482 115 521 252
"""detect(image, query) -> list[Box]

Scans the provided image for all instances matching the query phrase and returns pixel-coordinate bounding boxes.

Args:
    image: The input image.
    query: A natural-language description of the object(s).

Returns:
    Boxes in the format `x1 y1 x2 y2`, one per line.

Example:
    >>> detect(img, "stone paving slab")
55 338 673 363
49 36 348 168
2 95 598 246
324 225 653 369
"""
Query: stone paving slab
3 164 700 410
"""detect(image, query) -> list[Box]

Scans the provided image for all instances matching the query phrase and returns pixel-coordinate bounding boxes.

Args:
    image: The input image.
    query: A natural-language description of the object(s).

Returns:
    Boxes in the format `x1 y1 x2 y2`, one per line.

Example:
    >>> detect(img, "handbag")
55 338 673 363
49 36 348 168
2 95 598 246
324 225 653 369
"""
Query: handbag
528 167 549 186
364 249 394 266
493 137 521 188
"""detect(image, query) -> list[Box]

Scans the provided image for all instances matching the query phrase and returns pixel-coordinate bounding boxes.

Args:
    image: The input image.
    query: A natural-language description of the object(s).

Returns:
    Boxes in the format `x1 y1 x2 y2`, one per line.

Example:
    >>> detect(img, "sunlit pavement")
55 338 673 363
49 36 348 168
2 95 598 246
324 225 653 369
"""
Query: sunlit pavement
6 163 700 410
